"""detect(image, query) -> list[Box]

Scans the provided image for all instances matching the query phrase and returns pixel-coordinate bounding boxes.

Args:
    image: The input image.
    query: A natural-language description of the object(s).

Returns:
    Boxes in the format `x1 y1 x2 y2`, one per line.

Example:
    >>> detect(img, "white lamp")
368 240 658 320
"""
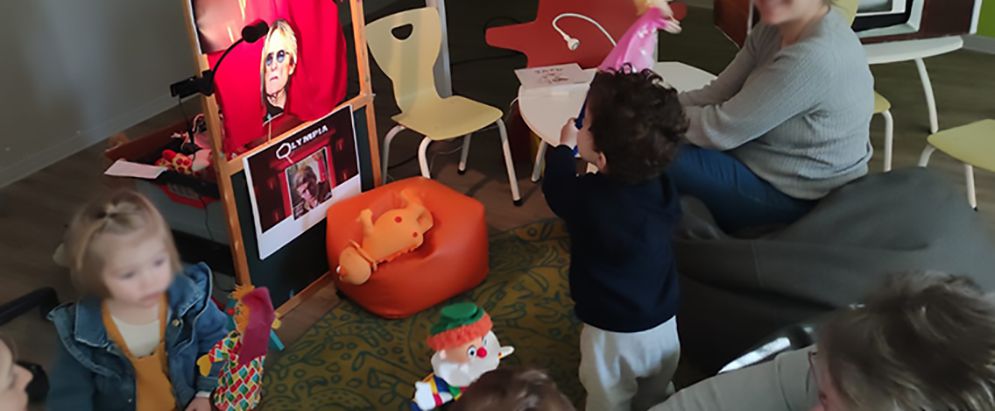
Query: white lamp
552 13 618 51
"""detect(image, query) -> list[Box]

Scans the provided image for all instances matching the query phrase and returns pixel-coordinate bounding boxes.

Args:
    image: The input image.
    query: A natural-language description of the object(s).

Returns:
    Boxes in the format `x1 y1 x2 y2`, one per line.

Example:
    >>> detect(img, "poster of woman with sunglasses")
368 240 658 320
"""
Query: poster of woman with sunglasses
191 0 348 154
261 20 297 124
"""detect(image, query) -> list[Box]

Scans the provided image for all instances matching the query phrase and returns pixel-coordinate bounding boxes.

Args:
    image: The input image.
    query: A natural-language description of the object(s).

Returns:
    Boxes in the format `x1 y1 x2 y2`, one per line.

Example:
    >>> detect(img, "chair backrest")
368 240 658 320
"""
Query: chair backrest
366 7 442 113
485 0 646 69
833 0 858 25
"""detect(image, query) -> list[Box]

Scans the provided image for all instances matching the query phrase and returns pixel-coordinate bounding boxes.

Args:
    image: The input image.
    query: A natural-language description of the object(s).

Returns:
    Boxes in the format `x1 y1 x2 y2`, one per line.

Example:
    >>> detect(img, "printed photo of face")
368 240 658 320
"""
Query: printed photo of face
261 20 298 123
288 150 333 219
295 165 322 211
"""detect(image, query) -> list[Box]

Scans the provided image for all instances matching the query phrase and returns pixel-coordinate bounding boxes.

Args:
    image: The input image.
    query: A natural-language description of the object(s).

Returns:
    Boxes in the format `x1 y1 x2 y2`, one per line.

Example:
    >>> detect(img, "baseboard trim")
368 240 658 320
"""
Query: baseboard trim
964 35 995 54
0 94 176 189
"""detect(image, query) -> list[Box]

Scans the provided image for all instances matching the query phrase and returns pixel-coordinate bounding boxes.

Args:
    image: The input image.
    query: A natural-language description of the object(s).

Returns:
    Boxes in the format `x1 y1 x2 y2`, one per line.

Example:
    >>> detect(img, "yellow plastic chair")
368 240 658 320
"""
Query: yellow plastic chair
918 119 995 209
366 7 522 205
874 91 895 171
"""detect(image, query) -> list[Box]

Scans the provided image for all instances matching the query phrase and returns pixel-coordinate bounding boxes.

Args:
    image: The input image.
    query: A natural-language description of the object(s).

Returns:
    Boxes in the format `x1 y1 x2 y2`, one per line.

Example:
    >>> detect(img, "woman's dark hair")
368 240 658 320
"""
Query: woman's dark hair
587 65 687 184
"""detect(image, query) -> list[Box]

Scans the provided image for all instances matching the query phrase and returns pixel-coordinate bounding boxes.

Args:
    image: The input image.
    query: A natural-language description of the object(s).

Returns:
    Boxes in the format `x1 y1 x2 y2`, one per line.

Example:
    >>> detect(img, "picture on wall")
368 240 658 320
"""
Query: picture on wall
191 0 348 154
244 105 360 259
285 147 332 219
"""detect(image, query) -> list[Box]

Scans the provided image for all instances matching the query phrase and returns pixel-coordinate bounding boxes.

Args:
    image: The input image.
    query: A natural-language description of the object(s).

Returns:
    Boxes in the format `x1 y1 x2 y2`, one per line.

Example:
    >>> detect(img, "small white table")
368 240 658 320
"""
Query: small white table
863 36 964 134
518 61 717 181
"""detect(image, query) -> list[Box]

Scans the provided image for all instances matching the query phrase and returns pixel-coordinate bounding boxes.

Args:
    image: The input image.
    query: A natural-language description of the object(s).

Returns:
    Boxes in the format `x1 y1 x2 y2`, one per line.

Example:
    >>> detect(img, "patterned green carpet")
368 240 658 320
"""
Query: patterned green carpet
261 219 581 410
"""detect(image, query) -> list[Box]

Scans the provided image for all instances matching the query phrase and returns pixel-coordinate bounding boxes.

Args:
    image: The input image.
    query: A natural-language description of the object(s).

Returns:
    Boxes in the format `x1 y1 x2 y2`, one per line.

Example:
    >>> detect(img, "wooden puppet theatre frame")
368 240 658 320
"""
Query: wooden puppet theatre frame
178 0 381 315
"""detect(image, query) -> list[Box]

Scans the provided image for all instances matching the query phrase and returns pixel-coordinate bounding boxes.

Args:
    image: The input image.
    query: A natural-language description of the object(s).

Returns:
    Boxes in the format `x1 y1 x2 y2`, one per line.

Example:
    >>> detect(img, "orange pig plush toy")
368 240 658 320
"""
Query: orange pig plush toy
336 189 434 285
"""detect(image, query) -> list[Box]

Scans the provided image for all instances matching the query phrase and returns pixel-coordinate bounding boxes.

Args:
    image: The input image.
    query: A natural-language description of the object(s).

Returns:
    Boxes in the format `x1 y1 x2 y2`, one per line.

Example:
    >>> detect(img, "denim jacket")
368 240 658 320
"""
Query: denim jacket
46 263 228 411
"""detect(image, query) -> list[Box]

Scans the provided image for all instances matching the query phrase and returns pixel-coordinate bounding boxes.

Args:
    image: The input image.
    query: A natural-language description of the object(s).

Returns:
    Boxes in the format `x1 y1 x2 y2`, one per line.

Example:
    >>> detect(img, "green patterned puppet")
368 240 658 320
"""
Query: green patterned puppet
198 286 277 411
412 302 515 410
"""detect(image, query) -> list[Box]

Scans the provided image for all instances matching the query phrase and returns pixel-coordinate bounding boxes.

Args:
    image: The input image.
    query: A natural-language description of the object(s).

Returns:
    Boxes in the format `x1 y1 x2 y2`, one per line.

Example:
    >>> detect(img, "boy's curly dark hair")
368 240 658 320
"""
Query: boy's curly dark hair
448 367 576 411
587 66 687 184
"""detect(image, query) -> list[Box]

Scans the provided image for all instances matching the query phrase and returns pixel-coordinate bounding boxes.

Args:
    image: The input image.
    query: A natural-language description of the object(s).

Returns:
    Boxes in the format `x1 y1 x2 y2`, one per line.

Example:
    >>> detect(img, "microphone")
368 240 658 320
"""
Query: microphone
241 20 270 43
170 21 270 99
559 33 580 51
551 13 617 51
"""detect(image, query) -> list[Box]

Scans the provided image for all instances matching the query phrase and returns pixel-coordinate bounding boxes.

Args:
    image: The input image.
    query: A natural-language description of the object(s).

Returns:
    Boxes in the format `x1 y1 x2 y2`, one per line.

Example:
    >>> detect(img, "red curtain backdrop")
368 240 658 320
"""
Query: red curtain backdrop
196 0 348 154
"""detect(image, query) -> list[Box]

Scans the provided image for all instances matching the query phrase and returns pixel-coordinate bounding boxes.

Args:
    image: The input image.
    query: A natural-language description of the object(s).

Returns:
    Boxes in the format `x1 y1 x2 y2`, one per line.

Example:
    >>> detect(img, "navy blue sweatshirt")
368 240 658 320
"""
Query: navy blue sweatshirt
542 145 681 333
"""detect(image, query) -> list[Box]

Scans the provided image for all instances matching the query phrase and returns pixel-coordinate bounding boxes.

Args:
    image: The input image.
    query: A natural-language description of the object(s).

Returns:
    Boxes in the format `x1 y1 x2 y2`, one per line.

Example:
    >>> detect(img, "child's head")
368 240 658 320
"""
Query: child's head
294 165 320 205
449 367 576 411
578 66 687 184
812 272 995 411
0 336 32 411
65 190 179 306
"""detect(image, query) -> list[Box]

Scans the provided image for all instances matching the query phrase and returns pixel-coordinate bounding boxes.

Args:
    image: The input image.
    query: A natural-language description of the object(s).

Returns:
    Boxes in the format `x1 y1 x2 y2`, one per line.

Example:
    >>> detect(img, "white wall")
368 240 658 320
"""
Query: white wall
0 0 407 188
0 0 196 188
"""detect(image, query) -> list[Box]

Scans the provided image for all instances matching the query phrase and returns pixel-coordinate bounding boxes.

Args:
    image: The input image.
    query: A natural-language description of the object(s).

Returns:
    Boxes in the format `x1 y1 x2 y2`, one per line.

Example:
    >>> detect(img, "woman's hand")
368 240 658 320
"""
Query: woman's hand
658 1 682 33
655 0 675 18
640 0 681 33
185 397 212 411
561 118 579 147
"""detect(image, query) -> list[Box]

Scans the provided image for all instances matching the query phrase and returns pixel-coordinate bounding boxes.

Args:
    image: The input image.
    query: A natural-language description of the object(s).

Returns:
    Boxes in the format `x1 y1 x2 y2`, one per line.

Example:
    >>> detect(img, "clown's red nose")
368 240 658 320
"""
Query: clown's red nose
476 347 488 358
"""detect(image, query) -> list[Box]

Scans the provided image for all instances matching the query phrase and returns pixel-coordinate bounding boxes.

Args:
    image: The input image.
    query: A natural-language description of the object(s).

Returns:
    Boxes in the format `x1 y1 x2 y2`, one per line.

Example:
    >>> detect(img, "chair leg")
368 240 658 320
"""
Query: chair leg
382 125 406 183
418 137 432 178
458 133 472 175
918 144 936 167
496 119 523 206
882 110 894 172
531 141 547 183
914 58 939 134
965 163 978 210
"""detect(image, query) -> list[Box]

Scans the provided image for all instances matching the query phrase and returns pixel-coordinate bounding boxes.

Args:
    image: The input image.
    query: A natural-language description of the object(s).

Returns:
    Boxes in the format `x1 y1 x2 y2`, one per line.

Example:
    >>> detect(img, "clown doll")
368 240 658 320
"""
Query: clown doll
412 303 514 411
197 286 277 411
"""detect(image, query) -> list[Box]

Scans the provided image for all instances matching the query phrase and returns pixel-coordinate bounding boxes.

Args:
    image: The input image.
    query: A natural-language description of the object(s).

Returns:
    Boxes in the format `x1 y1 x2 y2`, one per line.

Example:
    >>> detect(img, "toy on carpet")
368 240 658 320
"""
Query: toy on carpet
212 289 286 352
336 189 434 285
197 285 277 411
411 302 515 411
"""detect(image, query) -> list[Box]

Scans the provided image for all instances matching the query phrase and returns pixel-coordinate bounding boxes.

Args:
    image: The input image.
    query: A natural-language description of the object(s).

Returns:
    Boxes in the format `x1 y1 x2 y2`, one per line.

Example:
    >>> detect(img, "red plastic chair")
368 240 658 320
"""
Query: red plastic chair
485 0 687 69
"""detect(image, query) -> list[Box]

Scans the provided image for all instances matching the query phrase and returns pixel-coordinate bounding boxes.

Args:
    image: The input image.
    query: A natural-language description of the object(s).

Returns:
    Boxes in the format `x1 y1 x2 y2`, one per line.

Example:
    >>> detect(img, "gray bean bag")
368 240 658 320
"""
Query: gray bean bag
675 167 995 374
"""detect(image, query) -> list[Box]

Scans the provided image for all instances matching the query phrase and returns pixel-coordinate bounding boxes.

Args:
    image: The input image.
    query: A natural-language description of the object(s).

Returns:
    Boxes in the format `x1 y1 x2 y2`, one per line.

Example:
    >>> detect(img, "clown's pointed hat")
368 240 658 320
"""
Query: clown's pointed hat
426 302 493 352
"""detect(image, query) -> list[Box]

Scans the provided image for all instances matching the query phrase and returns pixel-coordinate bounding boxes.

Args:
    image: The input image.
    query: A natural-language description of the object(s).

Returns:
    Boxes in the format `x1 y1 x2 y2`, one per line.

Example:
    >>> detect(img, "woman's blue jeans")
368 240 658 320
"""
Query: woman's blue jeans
668 146 816 233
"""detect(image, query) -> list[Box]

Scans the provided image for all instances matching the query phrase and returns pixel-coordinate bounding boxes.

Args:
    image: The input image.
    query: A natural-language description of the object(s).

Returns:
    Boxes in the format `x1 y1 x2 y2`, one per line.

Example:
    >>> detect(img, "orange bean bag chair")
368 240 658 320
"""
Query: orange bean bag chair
326 177 488 318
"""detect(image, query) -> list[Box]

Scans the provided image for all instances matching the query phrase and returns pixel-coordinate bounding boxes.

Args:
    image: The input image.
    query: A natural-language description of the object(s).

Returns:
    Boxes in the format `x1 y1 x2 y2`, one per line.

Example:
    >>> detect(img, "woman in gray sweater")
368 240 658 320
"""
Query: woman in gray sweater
672 0 872 233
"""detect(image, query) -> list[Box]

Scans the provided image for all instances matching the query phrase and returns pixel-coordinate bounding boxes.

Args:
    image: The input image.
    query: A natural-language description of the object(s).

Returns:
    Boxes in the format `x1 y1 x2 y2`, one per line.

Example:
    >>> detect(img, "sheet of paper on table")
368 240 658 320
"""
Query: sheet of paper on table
516 63 594 96
104 159 167 180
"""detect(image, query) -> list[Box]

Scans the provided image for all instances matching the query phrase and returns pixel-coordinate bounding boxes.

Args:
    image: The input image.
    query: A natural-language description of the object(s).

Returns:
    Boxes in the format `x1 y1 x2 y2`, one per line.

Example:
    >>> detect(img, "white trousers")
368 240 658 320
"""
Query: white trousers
579 316 680 411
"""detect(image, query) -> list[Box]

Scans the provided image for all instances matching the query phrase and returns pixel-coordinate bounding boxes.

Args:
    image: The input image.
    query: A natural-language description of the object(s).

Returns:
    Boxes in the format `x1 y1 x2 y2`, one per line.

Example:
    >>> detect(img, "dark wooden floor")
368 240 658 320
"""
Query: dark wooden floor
2 5 993 408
